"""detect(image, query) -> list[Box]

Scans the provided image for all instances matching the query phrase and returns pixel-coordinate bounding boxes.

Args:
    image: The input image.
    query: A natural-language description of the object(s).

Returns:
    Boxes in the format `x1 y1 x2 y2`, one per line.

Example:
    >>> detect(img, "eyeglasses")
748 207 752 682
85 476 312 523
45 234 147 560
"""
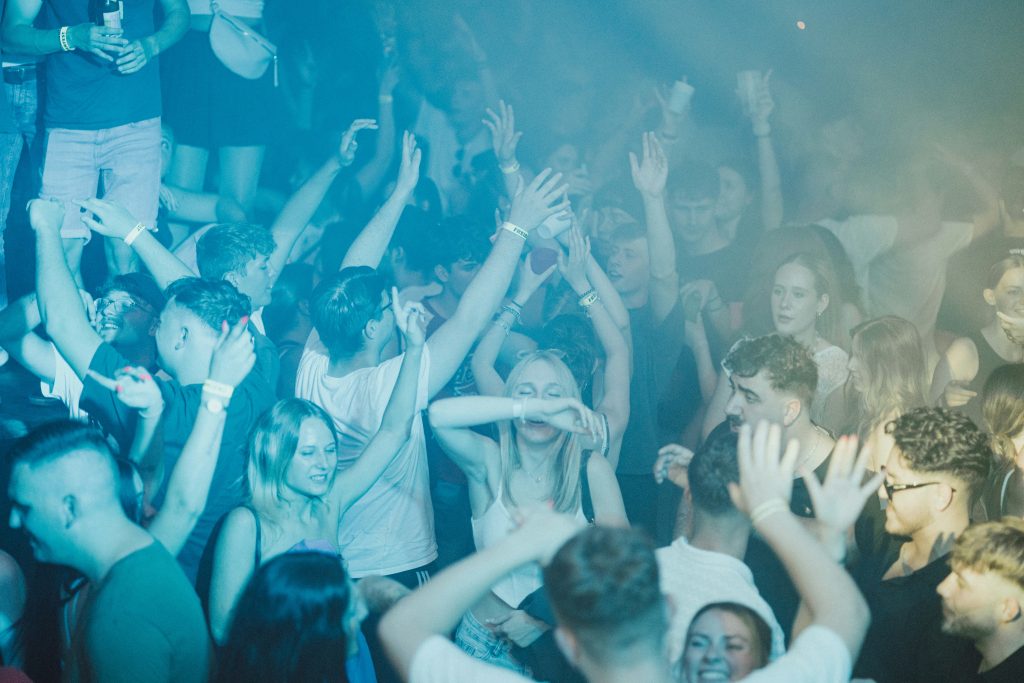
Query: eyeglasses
380 298 392 313
881 478 955 500
96 297 147 316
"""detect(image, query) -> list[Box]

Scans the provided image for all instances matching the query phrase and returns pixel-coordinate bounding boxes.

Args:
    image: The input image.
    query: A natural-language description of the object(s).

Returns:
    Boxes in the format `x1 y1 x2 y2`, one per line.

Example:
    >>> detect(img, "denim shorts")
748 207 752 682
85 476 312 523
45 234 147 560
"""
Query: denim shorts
40 116 161 240
454 610 527 675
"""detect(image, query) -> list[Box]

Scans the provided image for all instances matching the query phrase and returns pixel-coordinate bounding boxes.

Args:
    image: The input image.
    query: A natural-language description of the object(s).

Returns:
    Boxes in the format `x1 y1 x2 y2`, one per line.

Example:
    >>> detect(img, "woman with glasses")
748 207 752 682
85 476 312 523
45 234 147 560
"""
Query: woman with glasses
208 296 425 645
428 350 627 673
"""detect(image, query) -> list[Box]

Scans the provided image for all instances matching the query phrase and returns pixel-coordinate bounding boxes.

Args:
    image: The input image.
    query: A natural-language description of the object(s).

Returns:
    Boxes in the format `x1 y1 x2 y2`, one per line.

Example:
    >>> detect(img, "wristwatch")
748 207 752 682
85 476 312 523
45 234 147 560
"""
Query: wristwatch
202 397 226 414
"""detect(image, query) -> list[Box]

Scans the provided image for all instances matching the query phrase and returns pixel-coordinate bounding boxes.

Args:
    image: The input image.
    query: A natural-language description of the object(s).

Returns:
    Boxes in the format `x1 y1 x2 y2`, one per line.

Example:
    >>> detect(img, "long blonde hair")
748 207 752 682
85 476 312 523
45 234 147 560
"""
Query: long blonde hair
498 351 585 513
850 316 929 434
247 399 338 525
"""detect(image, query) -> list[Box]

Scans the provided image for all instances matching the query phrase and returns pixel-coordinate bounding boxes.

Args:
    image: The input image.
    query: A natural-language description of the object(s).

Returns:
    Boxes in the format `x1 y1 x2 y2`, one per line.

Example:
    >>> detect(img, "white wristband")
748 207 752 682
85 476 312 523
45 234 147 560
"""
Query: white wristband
123 222 147 246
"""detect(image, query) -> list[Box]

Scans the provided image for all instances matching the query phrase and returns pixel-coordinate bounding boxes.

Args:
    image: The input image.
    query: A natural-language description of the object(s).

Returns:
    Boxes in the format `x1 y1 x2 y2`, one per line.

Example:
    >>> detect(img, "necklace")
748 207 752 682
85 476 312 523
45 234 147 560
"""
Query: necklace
520 460 550 485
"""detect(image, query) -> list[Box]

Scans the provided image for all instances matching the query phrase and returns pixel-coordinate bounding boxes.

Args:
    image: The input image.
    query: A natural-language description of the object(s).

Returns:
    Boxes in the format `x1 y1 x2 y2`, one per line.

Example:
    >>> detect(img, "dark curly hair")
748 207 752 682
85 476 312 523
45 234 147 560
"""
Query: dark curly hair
689 430 740 516
886 407 993 493
544 527 664 665
164 277 251 333
723 334 818 405
196 222 277 280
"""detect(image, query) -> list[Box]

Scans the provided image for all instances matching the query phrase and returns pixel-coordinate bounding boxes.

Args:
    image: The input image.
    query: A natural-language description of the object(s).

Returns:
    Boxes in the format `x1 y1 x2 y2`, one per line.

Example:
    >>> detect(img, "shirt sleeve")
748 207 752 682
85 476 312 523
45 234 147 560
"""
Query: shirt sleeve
79 343 139 453
40 343 88 420
740 626 851 683
409 636 533 683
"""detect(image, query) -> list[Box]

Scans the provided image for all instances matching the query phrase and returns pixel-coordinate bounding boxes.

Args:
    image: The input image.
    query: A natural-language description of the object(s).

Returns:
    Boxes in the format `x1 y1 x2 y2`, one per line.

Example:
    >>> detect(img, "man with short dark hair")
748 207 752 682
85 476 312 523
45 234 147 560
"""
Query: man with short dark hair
7 420 211 682
852 407 992 682
656 430 785 669
938 518 1024 681
30 198 274 582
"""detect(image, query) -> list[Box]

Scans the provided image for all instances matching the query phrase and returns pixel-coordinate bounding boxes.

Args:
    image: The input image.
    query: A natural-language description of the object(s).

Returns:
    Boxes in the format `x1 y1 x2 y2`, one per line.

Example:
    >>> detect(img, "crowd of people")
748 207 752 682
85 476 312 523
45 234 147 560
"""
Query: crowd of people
0 1 1022 682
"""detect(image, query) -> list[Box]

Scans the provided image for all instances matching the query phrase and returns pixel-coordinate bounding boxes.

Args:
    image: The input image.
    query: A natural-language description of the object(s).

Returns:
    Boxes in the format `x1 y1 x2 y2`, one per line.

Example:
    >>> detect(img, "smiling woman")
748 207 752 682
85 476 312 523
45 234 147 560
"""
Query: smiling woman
682 602 772 683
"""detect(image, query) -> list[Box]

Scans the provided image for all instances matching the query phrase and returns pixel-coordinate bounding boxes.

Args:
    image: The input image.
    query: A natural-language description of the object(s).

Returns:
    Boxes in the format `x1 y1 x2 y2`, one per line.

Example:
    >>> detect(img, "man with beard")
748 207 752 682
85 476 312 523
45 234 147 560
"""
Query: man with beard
936 518 1024 682
0 272 164 420
851 407 991 682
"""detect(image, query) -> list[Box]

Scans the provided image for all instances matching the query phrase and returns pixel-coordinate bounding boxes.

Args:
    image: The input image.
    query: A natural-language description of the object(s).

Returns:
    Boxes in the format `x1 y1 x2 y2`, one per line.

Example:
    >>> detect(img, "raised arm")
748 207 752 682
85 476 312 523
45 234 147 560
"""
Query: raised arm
353 66 399 199
426 170 569 397
31 199 102 379
470 256 551 397
2 0 127 59
379 509 581 681
558 226 631 469
331 292 425 513
731 422 873 661
79 198 195 289
630 132 678 323
114 0 189 76
483 100 525 198
743 71 784 231
340 132 421 270
268 119 378 280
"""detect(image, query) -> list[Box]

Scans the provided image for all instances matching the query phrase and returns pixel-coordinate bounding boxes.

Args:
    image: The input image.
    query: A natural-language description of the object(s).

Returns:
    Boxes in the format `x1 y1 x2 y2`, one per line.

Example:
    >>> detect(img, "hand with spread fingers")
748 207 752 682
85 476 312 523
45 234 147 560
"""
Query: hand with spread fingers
728 421 801 516
629 132 668 199
483 100 522 169
507 169 570 233
338 118 380 167
802 434 884 537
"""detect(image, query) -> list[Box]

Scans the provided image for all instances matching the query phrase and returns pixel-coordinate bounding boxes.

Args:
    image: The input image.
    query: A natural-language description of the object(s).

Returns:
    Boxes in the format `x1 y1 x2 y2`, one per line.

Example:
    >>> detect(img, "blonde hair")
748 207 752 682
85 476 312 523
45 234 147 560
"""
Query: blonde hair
951 518 1024 592
981 364 1024 466
247 399 337 525
850 316 929 435
499 351 585 513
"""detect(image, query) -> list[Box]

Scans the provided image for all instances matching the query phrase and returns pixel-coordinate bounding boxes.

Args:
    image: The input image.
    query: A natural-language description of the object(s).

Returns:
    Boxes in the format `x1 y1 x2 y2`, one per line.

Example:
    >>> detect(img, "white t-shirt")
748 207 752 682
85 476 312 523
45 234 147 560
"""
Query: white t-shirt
40 344 88 421
740 625 851 682
657 537 786 668
295 331 436 577
410 635 532 683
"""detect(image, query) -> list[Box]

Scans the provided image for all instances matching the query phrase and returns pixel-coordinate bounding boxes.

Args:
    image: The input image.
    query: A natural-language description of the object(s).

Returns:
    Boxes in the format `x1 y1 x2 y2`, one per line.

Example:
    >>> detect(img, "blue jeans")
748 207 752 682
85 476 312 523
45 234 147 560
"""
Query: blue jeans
455 610 527 675
40 117 161 272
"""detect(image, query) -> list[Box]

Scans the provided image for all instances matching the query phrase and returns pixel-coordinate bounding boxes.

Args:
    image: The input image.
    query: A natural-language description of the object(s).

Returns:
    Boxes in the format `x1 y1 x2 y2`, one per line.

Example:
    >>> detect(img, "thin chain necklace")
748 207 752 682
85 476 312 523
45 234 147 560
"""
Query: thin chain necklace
520 459 550 485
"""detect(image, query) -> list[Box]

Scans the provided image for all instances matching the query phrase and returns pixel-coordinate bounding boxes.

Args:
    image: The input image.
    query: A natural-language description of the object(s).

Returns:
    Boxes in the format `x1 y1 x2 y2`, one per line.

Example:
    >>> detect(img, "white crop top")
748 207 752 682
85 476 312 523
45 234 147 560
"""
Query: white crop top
472 490 587 608
191 0 264 19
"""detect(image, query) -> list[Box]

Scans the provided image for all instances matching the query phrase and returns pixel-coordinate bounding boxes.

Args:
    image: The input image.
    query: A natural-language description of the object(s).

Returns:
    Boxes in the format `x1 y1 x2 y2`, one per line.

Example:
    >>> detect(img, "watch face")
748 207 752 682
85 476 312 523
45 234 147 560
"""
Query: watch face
205 398 225 413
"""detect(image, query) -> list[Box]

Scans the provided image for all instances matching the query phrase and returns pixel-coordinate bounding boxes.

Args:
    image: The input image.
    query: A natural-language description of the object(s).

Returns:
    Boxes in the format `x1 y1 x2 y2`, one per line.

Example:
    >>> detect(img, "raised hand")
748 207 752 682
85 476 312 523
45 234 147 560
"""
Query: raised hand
510 506 584 565
743 70 774 126
483 100 522 167
556 225 591 292
803 434 884 535
654 443 694 487
393 131 422 197
67 23 127 62
514 252 557 304
338 119 379 167
391 286 426 348
27 198 66 235
507 169 570 232
77 198 144 240
208 317 256 388
728 421 800 515
524 397 599 436
88 366 164 418
629 132 668 198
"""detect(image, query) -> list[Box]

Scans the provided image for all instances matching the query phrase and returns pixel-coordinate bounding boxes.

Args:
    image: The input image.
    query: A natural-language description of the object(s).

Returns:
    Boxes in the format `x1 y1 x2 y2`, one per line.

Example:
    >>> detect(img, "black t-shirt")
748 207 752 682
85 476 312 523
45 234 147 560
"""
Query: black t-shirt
677 242 750 305
979 644 1024 682
42 0 161 128
851 531 980 683
81 342 277 583
618 300 698 474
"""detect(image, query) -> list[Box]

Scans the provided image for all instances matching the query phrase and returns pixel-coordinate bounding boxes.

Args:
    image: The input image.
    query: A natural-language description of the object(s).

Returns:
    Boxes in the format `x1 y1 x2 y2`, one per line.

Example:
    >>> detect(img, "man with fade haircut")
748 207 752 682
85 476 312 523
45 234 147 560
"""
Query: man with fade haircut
853 407 993 683
30 198 273 583
7 420 211 682
937 518 1024 681
655 429 785 670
